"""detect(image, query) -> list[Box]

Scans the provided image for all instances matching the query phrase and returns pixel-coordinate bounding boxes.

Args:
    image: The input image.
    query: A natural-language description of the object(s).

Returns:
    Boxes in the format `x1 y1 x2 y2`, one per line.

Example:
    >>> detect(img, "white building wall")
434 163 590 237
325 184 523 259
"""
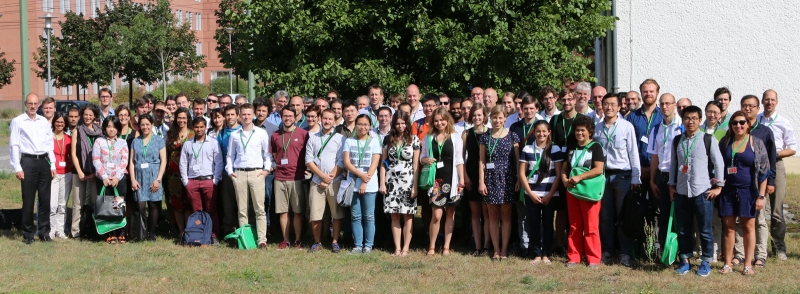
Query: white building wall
615 0 800 129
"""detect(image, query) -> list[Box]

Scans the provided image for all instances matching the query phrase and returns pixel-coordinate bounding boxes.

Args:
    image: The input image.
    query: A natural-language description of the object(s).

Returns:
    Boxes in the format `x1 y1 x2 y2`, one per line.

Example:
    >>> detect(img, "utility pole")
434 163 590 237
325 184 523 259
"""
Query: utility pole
20 0 30 110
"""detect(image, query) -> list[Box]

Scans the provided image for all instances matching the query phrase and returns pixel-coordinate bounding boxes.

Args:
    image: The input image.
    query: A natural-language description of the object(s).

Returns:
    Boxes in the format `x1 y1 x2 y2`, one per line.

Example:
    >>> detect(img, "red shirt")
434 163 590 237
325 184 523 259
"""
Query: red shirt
412 118 431 142
270 127 309 181
54 134 72 174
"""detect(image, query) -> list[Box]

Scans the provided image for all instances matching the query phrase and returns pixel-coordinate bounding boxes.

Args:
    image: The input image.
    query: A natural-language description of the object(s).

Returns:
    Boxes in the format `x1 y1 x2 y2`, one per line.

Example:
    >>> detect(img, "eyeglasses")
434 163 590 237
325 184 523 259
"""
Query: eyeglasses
99 95 112 99
440 101 450 105
659 102 674 107
207 99 218 103
327 96 337 100
730 119 748 126
683 117 701 122
741 104 759 109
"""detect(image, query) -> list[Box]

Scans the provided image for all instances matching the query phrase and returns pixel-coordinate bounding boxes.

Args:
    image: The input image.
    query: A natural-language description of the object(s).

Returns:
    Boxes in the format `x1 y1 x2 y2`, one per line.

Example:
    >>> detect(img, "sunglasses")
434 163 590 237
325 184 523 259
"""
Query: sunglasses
327 96 337 100
441 101 450 105
730 119 748 126
207 99 218 103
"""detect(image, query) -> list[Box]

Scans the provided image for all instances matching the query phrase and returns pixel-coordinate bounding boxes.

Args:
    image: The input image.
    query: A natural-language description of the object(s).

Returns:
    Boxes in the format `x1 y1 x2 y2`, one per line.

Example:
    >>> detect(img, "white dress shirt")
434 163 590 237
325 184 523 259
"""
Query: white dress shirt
180 137 224 185
410 103 425 122
646 115 682 172
539 109 561 123
757 112 797 154
592 118 642 184
225 126 273 174
9 113 55 172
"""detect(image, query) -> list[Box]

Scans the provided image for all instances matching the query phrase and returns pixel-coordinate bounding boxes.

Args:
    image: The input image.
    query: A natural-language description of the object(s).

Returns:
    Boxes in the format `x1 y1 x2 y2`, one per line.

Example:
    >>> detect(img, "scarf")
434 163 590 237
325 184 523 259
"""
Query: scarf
76 123 102 174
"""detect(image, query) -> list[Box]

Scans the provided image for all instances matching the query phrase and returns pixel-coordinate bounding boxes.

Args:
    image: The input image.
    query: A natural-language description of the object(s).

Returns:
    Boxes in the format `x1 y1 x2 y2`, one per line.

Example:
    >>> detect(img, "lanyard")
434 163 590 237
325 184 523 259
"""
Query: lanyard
572 142 595 168
122 128 131 141
435 135 447 161
530 146 543 173
522 121 534 140
644 110 655 136
281 127 296 156
89 136 95 149
55 134 65 161
761 114 776 128
682 134 700 164
750 119 759 132
488 130 502 162
241 129 256 152
107 138 116 162
602 122 618 149
560 115 573 143
296 115 306 127
662 123 675 146
192 138 205 160
473 126 484 143
731 135 749 167
395 142 405 161
143 136 151 159
703 122 718 135
356 136 370 166
317 131 335 158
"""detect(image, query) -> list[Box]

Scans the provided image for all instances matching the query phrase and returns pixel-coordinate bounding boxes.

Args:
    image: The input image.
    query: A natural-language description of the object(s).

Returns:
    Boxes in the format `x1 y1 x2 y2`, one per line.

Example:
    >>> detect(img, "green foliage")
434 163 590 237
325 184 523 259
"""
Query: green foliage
209 77 249 95
0 108 21 119
150 79 209 101
0 50 14 89
33 12 100 99
216 0 616 98
108 84 145 106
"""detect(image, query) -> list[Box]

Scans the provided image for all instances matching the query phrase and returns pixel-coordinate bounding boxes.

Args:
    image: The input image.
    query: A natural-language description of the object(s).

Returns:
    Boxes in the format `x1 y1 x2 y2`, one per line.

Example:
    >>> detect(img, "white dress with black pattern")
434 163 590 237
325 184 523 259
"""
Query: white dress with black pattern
384 136 420 214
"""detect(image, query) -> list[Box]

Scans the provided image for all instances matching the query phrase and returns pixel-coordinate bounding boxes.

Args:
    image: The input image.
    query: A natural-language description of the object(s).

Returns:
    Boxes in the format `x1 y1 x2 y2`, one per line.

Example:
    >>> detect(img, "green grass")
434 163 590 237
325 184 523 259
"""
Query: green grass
0 119 10 146
2 176 800 292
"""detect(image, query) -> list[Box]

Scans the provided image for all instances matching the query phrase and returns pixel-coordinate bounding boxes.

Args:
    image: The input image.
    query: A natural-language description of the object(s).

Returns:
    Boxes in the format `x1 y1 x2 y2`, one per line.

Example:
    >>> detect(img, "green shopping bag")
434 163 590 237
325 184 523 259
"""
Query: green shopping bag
92 214 127 235
661 202 678 265
224 224 258 250
418 135 436 190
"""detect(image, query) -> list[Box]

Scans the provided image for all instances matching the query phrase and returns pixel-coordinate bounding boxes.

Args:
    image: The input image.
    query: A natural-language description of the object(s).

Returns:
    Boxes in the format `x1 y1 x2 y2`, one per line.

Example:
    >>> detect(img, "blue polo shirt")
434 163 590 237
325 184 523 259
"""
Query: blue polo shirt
625 106 663 167
266 111 282 126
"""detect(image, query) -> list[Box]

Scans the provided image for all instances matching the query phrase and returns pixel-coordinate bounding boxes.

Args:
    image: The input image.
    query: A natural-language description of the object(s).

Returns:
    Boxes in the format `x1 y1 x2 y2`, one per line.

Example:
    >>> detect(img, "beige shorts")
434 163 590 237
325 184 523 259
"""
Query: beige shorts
309 181 344 221
274 180 307 214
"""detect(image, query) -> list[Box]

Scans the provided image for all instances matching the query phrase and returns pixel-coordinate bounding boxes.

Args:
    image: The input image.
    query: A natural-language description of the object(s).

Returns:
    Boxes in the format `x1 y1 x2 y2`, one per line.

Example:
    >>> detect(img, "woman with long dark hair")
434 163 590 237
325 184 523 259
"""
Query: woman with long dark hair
69 104 101 238
92 115 130 244
701 101 726 141
165 107 194 238
129 114 167 241
461 103 491 256
519 120 562 265
49 112 72 239
717 111 769 275
207 108 225 138
379 110 420 257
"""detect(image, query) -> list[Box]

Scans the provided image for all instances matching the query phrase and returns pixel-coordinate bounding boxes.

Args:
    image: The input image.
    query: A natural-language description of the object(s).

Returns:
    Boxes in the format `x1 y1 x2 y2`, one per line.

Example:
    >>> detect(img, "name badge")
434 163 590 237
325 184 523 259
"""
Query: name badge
436 162 444 169
140 163 150 169
106 162 115 168
727 167 737 174
313 158 321 167
192 165 200 172
281 158 289 165
681 165 689 174
58 161 66 167
485 162 495 169
561 146 568 153
640 136 649 144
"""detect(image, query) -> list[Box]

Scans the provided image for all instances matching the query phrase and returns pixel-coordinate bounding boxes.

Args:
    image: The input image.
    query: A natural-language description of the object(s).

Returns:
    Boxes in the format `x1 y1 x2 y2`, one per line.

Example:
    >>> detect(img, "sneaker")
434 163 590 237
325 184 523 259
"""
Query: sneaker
566 262 578 268
350 247 363 255
211 236 220 246
294 241 303 249
674 260 691 275
54 232 68 239
601 252 614 265
696 261 710 277
331 242 342 253
278 241 290 249
777 251 788 261
259 242 268 250
308 243 323 253
620 254 632 267
363 247 372 254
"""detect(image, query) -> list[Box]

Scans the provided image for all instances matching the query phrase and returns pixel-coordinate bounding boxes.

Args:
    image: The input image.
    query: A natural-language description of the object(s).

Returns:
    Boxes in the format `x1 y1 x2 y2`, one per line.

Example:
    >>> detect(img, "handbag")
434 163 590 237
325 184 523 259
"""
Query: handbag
128 191 148 242
223 224 258 250
661 202 679 265
418 135 437 190
94 186 126 220
336 175 355 208
567 142 605 202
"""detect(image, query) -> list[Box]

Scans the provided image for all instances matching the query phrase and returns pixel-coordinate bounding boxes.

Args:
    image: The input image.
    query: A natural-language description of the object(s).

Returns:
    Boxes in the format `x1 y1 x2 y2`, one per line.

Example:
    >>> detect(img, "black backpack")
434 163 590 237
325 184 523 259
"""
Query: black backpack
620 188 655 240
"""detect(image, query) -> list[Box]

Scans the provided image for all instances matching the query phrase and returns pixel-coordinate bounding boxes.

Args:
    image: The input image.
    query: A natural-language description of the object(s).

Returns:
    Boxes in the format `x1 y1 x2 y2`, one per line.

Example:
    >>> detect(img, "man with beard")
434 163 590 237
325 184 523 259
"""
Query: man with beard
574 82 592 116
539 86 561 123
625 79 663 206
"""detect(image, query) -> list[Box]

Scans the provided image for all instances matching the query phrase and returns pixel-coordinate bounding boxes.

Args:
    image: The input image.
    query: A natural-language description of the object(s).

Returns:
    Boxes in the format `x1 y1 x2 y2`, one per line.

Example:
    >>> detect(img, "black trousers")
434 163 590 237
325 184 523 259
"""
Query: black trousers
20 157 53 239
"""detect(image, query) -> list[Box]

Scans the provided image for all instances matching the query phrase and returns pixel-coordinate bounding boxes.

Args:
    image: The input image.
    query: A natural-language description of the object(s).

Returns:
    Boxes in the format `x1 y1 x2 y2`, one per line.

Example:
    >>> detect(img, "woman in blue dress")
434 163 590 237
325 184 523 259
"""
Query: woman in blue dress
129 114 167 241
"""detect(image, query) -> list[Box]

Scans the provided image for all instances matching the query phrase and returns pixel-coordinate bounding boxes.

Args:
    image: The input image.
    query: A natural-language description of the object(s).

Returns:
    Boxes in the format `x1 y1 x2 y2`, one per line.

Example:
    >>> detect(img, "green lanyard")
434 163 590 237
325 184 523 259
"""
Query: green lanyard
682 134 700 164
89 136 95 149
761 115 776 128
750 119 759 132
317 131 335 158
356 136 370 166
473 126 484 143
644 111 655 136
296 115 306 127
142 136 151 159
395 142 405 161
241 129 256 153
519 146 544 202
282 127 297 156
731 135 749 167
435 135 447 161
522 121 534 140
192 138 205 160
702 122 718 135
560 115 573 143
107 138 116 162
487 130 502 162
602 123 618 149
122 128 131 141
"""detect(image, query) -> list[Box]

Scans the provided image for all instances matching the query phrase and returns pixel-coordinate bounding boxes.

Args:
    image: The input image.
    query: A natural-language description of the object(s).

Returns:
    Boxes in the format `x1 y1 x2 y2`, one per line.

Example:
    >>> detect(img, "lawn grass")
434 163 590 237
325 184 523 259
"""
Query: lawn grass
1 176 800 292
0 119 10 146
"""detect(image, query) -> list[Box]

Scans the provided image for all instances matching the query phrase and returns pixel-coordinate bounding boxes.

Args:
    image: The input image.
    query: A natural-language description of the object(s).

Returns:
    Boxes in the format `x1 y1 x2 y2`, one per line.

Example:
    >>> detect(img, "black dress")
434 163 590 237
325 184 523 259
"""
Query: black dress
431 137 458 207
464 128 485 202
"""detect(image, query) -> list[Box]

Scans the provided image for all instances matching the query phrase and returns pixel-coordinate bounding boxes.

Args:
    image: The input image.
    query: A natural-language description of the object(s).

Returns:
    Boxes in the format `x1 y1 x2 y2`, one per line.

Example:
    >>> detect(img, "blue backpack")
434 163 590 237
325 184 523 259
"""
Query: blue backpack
183 211 213 246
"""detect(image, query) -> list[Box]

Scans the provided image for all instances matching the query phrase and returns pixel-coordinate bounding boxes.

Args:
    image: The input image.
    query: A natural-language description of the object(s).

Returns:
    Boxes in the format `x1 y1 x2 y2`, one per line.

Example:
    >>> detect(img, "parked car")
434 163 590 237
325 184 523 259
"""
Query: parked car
37 100 89 115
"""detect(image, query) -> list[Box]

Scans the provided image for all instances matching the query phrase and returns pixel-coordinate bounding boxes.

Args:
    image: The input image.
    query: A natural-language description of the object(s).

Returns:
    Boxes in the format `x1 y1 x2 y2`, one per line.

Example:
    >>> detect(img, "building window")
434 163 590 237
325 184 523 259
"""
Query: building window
145 83 153 92
186 12 192 29
60 0 70 13
197 71 203 83
195 13 201 31
90 0 99 17
105 0 113 10
196 42 202 56
43 0 54 12
76 0 85 15
176 10 182 25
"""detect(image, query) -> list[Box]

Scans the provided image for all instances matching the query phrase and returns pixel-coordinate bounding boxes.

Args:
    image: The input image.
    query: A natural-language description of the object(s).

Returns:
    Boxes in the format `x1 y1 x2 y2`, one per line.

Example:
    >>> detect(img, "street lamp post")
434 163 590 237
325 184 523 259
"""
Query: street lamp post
225 27 235 95
40 13 54 97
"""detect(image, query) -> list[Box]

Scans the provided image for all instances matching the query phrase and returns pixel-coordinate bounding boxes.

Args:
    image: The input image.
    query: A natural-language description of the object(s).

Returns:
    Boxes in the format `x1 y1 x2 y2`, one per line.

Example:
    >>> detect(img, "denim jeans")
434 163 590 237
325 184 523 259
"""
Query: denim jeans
600 172 633 256
525 194 555 257
675 192 714 262
351 192 377 249
265 174 274 228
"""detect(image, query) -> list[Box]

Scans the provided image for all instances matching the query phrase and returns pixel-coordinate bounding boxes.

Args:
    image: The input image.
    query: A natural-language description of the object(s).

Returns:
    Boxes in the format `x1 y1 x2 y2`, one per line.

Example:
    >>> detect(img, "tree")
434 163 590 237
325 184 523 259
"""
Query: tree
216 0 616 98
209 76 248 96
150 79 209 101
0 50 16 89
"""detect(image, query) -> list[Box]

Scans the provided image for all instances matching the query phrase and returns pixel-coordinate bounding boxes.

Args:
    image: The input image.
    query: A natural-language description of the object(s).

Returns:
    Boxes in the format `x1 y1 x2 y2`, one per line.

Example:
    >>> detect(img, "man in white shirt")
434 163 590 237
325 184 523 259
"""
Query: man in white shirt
539 86 561 123
180 117 224 243
191 98 210 126
225 103 272 249
305 109 345 253
758 89 797 260
592 92 641 267
647 93 683 255
11 93 56 244
359 84 393 127
471 87 484 105
406 84 425 122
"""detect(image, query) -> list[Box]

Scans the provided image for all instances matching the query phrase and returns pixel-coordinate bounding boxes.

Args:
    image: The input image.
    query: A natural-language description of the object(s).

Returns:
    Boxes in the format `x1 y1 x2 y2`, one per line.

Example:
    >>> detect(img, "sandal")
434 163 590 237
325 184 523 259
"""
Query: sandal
391 250 401 257
542 258 552 265
731 256 744 266
400 251 409 257
754 258 766 268
530 257 542 265
743 266 755 275
427 248 436 257
106 236 117 244
492 253 501 261
117 236 126 244
719 264 733 274
442 248 451 256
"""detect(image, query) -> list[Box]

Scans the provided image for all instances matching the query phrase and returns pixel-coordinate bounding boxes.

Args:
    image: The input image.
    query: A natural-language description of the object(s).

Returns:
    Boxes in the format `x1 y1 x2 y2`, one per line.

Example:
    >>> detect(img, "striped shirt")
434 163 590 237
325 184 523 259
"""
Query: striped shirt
520 144 563 196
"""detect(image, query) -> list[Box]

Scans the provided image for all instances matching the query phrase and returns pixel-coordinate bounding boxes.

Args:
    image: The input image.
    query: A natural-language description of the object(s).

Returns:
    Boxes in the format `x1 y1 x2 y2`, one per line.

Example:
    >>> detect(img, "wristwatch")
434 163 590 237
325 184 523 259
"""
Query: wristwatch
758 195 765 199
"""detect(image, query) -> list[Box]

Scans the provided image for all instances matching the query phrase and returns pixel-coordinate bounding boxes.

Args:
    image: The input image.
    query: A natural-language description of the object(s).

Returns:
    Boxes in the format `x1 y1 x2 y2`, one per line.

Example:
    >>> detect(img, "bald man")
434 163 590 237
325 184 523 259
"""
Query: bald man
483 88 498 109
406 84 425 121
676 98 692 115
291 96 309 129
588 86 607 124
11 93 57 244
471 87 484 105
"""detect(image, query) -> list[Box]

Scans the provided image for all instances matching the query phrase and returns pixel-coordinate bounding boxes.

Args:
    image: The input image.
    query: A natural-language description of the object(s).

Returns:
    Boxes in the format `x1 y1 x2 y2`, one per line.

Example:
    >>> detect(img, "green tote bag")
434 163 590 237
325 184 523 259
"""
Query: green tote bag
418 135 437 190
567 142 605 202
661 202 678 265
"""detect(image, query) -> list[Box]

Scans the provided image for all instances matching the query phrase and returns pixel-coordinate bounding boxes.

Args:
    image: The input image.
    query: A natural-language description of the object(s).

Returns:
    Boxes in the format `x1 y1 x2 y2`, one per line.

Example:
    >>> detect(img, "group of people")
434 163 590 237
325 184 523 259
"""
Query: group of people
10 79 796 277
